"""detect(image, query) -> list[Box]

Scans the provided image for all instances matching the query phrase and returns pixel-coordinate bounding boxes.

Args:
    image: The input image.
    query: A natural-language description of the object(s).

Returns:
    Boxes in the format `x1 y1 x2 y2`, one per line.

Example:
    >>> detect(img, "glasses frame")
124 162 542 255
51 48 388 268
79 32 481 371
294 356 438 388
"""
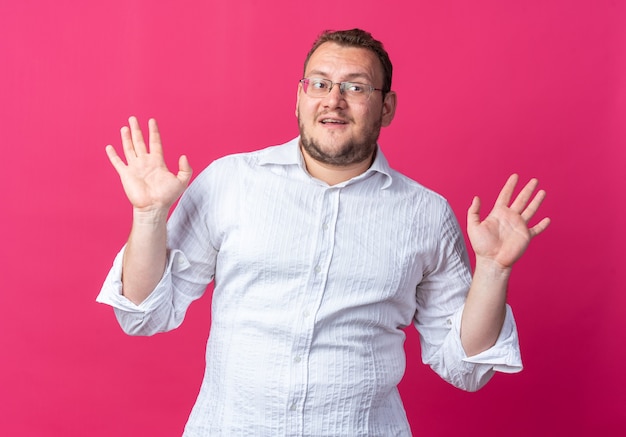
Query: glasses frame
299 78 384 100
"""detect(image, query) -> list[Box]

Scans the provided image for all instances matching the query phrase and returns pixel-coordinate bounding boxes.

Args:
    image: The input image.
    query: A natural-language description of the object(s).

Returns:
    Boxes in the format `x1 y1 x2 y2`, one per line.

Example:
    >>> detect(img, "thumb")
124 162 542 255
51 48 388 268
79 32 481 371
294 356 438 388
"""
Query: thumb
467 196 481 228
177 155 193 185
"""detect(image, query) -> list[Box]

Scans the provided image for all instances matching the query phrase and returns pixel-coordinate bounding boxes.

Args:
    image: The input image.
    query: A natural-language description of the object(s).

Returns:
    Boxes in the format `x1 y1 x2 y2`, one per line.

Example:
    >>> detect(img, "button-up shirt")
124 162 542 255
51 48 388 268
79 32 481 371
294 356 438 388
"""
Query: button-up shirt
97 137 522 436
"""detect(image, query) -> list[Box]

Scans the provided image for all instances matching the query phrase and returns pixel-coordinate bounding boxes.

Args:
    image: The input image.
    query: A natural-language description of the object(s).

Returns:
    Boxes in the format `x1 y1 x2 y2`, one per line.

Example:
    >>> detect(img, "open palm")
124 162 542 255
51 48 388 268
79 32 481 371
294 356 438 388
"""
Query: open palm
105 117 192 212
467 174 551 269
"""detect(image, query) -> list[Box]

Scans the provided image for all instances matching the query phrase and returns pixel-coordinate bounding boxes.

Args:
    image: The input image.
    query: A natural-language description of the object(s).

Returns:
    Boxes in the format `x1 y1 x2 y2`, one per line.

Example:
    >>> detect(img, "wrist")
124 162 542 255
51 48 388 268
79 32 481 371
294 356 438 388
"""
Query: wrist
474 256 512 280
132 206 170 226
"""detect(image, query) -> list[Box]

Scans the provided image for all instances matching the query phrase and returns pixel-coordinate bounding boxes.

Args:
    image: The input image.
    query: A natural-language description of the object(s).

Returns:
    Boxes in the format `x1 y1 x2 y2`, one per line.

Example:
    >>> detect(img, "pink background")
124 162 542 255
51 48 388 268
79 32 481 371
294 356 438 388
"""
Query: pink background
1 1 624 435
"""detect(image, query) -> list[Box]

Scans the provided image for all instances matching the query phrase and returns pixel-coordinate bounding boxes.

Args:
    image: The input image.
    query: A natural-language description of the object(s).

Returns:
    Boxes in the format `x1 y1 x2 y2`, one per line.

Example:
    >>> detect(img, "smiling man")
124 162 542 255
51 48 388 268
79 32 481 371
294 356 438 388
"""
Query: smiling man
297 38 396 179
98 29 550 436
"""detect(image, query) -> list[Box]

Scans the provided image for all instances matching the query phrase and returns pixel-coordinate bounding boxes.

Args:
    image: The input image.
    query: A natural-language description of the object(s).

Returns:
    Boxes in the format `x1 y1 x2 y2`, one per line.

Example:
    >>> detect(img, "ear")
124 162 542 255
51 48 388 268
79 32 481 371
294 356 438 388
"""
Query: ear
295 81 303 118
380 91 397 127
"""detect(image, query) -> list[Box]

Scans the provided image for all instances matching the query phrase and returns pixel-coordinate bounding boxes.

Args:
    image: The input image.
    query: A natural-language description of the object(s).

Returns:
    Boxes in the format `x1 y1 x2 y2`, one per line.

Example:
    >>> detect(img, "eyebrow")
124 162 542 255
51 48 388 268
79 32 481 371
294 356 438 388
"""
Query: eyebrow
306 69 373 83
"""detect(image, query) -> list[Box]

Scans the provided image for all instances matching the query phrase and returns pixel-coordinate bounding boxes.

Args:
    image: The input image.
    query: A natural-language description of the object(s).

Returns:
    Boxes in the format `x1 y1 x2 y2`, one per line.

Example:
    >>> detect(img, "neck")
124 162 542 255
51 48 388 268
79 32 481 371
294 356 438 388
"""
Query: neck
300 144 374 186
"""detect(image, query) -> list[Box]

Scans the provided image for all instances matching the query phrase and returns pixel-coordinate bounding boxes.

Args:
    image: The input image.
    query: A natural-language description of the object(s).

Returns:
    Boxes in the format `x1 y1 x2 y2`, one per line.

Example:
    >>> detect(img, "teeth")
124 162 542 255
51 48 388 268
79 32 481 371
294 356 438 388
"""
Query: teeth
322 119 345 124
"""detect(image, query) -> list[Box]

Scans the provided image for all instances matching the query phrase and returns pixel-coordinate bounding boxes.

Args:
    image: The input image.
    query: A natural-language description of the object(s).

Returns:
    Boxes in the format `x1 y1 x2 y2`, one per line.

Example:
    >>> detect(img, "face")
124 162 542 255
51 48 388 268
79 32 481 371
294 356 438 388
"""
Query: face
296 42 396 168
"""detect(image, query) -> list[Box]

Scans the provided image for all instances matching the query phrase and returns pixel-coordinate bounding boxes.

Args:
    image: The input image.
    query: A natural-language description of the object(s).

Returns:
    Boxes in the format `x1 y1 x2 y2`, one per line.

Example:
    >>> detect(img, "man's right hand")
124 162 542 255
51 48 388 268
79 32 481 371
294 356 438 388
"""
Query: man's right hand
105 116 192 214
105 116 193 305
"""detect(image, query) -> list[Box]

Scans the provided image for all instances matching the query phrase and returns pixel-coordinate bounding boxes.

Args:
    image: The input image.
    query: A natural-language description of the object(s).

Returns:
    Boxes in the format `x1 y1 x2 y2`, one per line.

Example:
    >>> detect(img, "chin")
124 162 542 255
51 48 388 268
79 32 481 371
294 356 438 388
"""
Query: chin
304 138 375 167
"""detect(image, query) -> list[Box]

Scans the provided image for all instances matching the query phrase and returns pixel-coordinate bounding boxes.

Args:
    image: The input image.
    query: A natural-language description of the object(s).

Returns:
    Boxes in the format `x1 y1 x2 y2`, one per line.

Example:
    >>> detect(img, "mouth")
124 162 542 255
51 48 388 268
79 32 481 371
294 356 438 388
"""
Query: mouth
319 117 348 126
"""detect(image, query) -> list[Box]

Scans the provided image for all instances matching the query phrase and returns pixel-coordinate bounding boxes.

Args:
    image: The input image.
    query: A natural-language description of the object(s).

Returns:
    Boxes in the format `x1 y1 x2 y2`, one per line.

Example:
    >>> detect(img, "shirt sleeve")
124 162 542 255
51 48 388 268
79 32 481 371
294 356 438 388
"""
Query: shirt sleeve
414 202 523 392
96 246 201 336
96 167 219 336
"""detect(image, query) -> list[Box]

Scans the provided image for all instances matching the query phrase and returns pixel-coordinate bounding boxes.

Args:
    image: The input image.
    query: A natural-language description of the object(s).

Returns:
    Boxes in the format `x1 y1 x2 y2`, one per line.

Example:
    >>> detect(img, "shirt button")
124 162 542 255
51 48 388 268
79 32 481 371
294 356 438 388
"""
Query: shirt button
294 356 301 363
289 403 297 411
446 319 452 326
303 310 311 317
322 223 328 231
314 266 321 274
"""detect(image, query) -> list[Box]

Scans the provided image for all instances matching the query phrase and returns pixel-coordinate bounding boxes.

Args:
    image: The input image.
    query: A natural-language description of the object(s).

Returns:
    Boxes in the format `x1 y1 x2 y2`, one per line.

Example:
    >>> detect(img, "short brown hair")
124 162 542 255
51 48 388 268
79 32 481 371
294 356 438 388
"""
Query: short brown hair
303 28 393 94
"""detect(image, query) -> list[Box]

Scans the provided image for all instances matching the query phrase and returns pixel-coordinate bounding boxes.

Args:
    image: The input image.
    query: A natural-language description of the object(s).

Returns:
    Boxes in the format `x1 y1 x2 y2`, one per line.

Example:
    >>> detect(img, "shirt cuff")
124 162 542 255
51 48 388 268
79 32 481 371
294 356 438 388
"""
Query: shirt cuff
457 304 523 374
95 246 190 313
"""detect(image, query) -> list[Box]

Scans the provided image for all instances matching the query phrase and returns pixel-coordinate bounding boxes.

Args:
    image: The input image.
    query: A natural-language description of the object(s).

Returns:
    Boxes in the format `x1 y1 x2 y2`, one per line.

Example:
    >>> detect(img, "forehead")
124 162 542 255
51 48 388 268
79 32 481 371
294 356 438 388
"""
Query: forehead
305 42 383 83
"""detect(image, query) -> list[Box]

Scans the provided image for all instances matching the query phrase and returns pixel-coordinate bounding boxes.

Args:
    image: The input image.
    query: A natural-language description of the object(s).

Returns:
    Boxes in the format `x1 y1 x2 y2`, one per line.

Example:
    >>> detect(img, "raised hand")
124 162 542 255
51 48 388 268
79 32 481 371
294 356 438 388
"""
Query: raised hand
105 116 192 213
467 174 551 270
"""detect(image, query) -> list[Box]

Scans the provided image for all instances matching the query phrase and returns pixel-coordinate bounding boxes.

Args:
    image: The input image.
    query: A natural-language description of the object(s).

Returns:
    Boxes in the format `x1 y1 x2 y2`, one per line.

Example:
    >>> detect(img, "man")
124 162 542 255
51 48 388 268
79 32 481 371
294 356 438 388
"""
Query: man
98 29 550 436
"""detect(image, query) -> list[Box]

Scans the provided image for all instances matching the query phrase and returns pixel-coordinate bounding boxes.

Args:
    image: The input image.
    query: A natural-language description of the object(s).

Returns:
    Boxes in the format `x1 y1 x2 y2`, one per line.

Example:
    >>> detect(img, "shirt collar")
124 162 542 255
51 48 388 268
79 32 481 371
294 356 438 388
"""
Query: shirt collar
258 137 394 189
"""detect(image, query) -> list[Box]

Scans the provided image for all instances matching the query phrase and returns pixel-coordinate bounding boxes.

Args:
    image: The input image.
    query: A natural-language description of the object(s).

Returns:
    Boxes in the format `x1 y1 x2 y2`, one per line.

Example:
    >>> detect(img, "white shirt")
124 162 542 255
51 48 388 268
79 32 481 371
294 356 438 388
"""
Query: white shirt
97 138 522 437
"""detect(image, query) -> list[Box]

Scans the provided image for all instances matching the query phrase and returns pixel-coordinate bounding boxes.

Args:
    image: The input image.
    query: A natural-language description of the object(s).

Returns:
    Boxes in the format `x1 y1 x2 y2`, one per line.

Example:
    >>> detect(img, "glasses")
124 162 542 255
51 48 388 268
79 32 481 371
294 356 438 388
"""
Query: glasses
300 78 384 101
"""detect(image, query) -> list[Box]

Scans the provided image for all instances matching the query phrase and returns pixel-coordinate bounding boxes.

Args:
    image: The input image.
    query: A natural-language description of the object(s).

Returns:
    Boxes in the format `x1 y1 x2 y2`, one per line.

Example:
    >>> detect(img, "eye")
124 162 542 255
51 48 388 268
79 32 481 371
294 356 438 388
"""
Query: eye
311 79 329 90
346 82 367 93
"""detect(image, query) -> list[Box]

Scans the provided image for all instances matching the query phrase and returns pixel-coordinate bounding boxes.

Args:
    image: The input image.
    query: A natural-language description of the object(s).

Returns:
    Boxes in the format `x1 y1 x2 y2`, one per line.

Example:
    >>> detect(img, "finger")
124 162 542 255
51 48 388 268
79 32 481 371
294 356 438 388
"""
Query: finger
128 116 148 155
529 217 551 238
494 174 519 207
177 155 193 185
520 189 546 222
148 118 163 155
105 145 127 174
120 125 137 161
467 196 481 228
510 178 539 214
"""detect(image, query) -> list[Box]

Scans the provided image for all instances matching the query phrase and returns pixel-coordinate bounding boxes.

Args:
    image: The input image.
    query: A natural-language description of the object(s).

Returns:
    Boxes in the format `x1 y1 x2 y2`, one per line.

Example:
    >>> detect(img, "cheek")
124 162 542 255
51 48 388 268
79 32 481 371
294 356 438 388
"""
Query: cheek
297 100 318 121
354 105 378 124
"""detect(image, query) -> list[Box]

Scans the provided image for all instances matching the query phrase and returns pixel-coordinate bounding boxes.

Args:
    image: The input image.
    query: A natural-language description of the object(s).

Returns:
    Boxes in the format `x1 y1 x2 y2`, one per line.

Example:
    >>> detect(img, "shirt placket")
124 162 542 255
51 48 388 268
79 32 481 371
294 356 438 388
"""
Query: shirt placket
285 186 341 436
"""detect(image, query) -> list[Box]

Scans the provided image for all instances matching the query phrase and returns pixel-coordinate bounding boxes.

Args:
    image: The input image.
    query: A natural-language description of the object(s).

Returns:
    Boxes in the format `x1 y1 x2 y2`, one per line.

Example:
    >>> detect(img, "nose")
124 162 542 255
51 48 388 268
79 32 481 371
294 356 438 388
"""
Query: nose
322 82 346 108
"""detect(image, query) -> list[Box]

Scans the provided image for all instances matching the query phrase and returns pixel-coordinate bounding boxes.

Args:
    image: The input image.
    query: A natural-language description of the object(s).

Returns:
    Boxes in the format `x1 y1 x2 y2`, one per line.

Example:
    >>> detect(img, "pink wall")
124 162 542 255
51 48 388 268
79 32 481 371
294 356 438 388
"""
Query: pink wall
1 1 624 435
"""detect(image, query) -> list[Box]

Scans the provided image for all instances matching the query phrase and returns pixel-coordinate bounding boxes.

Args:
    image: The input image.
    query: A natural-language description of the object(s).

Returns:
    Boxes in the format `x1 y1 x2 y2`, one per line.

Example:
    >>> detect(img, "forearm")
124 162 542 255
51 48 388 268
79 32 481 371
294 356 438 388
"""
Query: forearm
460 257 510 356
121 207 170 305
